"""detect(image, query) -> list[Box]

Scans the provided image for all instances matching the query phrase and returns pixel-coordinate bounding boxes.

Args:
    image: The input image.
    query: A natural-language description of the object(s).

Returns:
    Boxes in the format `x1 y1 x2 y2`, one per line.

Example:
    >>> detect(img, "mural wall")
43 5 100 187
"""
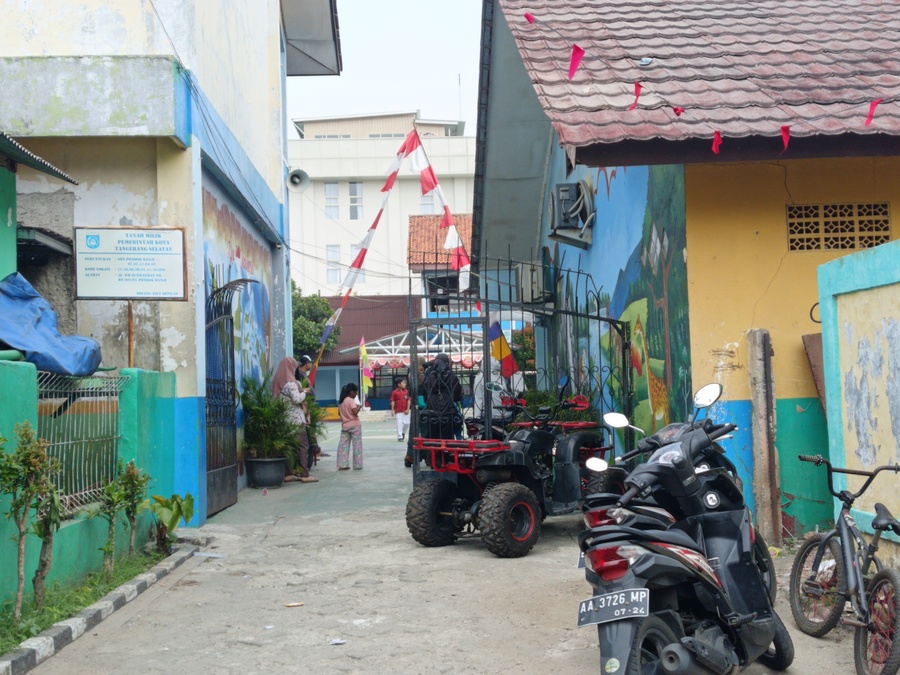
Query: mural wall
541 154 691 437
820 240 900 539
202 174 272 385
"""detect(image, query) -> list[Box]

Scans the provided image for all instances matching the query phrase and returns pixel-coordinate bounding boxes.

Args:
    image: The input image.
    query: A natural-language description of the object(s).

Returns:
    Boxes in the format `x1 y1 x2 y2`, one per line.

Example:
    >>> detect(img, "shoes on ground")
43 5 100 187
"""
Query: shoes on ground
404 456 413 468
299 476 319 483
317 452 331 457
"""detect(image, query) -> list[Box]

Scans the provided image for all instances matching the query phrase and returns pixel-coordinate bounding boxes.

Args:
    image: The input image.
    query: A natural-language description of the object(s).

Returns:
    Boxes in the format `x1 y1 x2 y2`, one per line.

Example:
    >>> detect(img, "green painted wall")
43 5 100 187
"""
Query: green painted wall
776 396 834 536
0 168 15 278
0 365 179 603
118 368 177 497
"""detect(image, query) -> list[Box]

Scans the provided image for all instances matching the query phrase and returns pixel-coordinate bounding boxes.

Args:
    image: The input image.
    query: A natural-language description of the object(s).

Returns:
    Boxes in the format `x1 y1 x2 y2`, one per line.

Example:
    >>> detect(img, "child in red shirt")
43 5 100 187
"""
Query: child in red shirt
390 378 411 442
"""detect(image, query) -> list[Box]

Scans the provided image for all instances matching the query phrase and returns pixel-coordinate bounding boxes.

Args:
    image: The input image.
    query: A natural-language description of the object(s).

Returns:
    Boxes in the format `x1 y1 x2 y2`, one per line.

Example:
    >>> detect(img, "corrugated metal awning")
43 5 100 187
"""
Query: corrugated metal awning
281 0 342 76
0 132 77 184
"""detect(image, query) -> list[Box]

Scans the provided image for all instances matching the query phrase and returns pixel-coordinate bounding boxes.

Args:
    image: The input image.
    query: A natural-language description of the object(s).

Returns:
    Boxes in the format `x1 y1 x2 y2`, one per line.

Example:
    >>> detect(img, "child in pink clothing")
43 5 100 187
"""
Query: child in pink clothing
336 383 363 470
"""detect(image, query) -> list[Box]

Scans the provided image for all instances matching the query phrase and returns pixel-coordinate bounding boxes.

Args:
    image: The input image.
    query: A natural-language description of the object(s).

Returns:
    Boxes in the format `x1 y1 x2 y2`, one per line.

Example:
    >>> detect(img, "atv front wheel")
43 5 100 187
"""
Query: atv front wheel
479 483 541 558
406 479 461 547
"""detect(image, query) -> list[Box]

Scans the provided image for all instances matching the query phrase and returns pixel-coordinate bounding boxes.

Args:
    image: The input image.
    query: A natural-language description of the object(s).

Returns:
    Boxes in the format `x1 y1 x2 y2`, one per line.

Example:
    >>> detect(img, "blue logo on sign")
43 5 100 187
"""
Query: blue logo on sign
86 235 100 249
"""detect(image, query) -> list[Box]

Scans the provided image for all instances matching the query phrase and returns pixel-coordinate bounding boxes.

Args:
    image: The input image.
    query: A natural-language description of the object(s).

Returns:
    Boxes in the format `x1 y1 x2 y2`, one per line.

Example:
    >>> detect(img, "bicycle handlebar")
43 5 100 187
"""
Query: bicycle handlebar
798 453 900 503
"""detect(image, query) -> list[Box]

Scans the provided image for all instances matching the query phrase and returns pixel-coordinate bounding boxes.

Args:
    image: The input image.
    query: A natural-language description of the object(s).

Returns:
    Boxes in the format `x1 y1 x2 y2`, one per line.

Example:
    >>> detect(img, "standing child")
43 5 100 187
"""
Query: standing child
336 383 363 470
390 378 411 442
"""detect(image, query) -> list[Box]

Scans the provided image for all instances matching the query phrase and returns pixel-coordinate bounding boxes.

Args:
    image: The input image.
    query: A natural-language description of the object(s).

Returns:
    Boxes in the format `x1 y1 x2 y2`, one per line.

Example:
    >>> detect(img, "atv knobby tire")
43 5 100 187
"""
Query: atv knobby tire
406 479 461 547
479 482 541 558
583 466 628 497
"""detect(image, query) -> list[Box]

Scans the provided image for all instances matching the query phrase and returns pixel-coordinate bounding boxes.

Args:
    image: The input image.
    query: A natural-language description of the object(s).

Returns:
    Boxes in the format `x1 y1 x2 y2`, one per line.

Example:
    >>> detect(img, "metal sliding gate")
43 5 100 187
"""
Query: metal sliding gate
205 279 256 517
407 255 633 448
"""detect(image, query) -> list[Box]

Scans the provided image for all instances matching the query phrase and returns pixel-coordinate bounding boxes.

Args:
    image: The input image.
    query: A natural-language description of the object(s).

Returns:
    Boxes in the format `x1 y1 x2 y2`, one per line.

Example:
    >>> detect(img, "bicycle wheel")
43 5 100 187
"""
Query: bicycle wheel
855 568 900 675
789 532 846 637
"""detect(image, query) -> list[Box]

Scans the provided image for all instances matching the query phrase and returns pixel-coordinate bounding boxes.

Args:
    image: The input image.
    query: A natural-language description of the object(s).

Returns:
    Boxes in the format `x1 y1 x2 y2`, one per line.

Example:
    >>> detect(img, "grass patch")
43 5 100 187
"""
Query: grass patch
0 551 165 655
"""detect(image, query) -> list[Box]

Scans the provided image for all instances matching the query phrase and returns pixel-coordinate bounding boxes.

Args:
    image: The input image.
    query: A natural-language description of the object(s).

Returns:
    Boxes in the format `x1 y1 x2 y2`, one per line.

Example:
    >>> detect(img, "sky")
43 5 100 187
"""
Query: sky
285 0 484 138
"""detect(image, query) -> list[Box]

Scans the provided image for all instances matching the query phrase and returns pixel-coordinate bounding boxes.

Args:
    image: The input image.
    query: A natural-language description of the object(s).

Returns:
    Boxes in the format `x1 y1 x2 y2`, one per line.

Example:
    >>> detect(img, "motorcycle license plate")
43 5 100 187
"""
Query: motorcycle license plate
576 589 649 627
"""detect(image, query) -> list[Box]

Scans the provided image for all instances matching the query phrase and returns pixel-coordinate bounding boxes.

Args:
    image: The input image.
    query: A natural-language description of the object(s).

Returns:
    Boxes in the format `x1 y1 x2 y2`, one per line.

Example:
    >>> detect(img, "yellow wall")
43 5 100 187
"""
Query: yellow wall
686 157 900 400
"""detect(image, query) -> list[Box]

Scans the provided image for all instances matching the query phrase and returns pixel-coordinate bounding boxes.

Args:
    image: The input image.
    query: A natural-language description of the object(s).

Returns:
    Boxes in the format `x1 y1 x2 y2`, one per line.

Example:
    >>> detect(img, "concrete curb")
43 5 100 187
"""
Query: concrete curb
0 544 199 675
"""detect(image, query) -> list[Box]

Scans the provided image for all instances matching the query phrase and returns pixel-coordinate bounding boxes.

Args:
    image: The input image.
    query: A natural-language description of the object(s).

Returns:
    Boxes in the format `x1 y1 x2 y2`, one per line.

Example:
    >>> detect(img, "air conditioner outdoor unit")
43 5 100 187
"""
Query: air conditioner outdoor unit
516 262 552 305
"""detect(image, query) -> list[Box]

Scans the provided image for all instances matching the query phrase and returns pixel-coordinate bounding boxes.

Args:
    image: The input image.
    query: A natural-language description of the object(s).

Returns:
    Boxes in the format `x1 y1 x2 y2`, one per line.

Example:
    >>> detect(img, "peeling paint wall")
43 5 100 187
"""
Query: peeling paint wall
820 241 900 554
15 138 168 371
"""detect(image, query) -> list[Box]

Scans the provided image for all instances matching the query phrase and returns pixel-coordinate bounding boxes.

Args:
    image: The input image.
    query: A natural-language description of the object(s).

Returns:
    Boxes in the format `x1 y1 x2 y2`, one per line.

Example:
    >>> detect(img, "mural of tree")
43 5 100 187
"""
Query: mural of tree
627 165 690 423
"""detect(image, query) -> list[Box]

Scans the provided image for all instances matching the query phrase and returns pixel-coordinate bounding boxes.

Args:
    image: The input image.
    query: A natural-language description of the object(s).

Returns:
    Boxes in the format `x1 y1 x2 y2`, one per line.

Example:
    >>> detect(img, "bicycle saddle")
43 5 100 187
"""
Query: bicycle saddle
872 502 900 535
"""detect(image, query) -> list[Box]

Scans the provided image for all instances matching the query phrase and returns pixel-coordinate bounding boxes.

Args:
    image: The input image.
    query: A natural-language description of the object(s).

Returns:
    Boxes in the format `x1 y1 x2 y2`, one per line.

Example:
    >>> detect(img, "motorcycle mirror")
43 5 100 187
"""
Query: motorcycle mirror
485 382 504 392
603 412 630 428
693 383 723 409
585 456 608 473
557 374 569 389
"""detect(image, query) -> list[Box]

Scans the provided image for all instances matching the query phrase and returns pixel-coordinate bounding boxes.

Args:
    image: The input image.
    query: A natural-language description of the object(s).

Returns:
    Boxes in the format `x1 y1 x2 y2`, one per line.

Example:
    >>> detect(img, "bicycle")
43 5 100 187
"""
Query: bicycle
789 453 900 675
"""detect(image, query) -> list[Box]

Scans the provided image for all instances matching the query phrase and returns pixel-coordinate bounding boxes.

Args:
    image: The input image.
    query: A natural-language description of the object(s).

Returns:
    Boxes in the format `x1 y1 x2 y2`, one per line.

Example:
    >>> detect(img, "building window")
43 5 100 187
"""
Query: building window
787 202 891 251
326 244 341 284
350 244 366 283
367 133 405 138
324 182 339 220
349 181 364 220
314 134 351 139
420 191 436 214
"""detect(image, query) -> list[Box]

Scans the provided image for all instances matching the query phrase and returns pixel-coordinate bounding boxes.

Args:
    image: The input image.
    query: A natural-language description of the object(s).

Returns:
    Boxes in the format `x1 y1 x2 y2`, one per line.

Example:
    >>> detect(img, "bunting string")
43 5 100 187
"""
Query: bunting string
522 12 889 155
309 128 471 384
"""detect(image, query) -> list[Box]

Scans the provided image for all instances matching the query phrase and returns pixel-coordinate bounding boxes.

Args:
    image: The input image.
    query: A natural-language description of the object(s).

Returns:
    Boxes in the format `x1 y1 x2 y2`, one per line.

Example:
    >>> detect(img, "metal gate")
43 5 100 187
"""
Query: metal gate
408 254 633 448
205 279 257 517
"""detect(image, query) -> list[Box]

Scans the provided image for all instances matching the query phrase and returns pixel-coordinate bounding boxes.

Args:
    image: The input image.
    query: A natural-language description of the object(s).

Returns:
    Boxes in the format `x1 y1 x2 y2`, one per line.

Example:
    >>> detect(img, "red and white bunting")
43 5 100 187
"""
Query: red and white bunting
311 129 473 380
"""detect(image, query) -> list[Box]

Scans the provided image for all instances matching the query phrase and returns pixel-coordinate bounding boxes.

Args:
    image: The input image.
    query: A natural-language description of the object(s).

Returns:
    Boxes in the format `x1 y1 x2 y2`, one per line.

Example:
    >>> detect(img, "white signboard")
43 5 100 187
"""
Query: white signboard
75 227 186 300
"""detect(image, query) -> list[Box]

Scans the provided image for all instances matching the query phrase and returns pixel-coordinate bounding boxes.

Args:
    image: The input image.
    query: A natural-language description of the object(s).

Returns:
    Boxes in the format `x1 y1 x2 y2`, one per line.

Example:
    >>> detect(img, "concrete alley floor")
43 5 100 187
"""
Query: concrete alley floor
32 420 853 674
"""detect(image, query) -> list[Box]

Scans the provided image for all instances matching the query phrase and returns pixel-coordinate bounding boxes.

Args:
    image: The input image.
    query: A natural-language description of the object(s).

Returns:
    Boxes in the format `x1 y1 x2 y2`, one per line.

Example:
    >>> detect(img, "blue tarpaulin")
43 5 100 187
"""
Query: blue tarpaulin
0 272 101 376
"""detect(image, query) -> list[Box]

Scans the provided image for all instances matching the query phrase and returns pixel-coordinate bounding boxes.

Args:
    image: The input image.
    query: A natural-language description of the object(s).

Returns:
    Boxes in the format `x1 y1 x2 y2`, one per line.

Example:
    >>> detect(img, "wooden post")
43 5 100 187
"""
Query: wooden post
748 329 782 546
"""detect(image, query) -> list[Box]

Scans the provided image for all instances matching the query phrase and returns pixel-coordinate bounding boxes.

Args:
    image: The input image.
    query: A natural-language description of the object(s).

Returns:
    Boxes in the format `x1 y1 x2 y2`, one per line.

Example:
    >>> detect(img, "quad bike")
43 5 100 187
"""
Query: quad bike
405 376 615 558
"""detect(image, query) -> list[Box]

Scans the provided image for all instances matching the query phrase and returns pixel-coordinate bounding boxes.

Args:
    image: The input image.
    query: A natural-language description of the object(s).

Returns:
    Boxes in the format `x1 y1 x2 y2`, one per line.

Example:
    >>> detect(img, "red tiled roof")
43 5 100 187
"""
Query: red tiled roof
408 213 473 266
499 0 900 148
319 295 418 366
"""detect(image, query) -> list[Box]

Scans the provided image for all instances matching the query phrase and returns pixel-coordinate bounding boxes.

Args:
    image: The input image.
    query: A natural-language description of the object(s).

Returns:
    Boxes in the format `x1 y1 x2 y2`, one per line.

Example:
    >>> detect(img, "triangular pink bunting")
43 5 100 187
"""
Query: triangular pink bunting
712 131 722 154
628 82 643 111
671 106 685 117
568 44 585 80
780 125 790 153
524 12 535 24
865 98 883 126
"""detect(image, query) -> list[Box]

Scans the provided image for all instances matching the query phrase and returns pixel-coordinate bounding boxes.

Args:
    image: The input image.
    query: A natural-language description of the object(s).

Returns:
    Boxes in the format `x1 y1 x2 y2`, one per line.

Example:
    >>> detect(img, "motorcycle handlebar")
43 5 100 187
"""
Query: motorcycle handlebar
708 423 737 441
617 485 641 507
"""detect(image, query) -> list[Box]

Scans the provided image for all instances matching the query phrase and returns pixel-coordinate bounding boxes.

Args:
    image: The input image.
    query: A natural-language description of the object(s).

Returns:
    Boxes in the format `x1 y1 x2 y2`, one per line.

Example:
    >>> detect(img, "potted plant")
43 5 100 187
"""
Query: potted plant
240 372 302 488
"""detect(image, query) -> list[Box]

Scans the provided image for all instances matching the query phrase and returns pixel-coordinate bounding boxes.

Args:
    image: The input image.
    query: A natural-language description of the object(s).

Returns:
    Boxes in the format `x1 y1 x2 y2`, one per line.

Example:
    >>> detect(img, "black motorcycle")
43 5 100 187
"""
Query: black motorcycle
582 385 776 604
577 384 792 674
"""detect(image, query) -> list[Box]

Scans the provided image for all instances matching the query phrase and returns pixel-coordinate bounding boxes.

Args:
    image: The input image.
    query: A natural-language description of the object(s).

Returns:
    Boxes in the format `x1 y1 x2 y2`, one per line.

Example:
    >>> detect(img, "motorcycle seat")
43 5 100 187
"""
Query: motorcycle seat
873 502 900 535
580 524 701 553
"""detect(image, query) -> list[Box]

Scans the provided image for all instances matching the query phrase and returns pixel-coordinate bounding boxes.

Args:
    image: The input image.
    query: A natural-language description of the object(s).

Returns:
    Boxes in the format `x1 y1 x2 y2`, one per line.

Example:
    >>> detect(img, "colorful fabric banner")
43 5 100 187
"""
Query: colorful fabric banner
489 321 519 378
359 336 373 397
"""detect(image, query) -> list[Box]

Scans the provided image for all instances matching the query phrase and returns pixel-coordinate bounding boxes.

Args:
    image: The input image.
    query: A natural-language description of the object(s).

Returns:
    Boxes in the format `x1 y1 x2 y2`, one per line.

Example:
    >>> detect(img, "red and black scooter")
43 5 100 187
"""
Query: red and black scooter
577 384 792 674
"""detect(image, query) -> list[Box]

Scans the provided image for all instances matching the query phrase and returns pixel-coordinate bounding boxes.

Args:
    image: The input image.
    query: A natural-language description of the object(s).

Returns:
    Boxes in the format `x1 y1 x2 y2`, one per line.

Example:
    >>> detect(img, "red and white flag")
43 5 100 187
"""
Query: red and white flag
387 129 471 288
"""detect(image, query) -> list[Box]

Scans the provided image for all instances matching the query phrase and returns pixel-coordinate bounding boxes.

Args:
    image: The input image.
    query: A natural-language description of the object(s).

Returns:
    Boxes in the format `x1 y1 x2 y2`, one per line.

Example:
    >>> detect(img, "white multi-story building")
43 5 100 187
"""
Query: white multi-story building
287 111 475 297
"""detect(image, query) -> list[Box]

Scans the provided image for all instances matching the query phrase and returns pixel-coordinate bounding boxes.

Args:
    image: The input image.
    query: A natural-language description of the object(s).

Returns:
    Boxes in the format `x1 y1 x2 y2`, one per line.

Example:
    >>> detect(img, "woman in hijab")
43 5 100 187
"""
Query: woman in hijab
421 353 463 440
272 356 318 483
